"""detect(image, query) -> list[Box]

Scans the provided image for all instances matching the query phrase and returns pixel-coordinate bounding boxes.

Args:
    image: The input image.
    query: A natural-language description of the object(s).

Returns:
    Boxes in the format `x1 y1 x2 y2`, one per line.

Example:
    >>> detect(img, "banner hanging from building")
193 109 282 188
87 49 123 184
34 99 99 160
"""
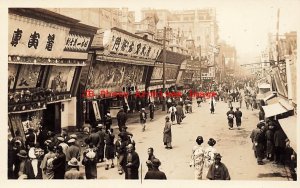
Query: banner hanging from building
8 14 69 58
103 28 162 60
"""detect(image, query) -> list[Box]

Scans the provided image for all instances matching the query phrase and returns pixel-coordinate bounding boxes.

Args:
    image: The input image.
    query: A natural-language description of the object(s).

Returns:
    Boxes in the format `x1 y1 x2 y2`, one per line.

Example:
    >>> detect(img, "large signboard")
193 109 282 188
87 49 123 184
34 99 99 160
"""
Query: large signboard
103 28 162 60
8 14 69 58
64 33 92 52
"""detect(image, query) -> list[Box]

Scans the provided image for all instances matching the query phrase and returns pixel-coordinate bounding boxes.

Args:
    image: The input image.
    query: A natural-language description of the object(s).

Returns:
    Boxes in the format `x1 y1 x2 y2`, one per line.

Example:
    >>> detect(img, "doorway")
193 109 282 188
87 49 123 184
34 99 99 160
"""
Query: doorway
43 103 61 133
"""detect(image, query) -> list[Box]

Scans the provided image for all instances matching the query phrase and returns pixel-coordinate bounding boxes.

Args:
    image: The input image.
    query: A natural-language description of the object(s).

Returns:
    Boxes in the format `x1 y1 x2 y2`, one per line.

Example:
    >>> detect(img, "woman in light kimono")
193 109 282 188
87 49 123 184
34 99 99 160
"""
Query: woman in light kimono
203 138 217 179
189 136 205 180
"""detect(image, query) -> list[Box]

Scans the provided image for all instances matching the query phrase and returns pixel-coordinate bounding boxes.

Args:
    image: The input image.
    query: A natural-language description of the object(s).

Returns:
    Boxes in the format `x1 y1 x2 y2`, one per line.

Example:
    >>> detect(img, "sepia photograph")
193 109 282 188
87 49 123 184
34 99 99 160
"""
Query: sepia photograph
3 0 299 184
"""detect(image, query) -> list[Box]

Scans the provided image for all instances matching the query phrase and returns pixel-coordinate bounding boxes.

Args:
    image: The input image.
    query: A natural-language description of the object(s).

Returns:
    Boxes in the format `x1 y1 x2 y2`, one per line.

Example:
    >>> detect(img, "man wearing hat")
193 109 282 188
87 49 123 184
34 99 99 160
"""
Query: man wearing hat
140 108 147 132
206 153 230 180
56 136 69 156
96 124 106 162
226 107 235 130
64 157 84 179
144 158 167 180
66 138 80 169
163 116 172 149
204 138 217 179
121 144 140 179
234 107 243 130
16 150 28 179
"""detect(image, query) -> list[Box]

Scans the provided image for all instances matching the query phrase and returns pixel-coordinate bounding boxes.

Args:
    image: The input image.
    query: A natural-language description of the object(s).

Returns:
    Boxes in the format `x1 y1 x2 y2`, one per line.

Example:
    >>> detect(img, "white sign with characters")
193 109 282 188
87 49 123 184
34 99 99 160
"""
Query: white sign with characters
64 33 91 52
8 14 69 58
103 28 162 60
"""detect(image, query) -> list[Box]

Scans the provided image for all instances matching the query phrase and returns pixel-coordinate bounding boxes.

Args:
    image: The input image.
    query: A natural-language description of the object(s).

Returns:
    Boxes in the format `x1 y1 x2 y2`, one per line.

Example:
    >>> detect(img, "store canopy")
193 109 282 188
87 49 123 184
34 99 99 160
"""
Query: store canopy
262 103 288 118
266 96 279 105
156 50 188 65
279 99 294 111
258 83 271 89
278 116 297 153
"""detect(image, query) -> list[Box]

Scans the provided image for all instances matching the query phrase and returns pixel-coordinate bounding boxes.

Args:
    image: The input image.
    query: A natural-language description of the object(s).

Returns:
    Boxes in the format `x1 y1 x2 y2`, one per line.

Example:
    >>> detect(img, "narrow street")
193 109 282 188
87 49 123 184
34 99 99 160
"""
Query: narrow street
92 99 290 180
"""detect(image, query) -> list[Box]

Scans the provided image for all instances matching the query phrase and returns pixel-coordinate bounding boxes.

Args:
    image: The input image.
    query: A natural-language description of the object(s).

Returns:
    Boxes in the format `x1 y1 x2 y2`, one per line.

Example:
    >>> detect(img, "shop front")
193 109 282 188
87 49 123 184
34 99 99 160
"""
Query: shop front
8 8 97 139
81 27 161 126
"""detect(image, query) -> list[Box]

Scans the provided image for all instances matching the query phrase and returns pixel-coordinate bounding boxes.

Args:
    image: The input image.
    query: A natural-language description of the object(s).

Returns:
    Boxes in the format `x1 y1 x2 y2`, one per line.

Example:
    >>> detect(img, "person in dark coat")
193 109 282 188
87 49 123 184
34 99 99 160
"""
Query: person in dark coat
149 102 155 121
206 153 230 180
254 123 266 165
258 107 265 121
226 107 235 130
104 129 115 170
163 116 172 149
52 145 66 179
97 124 106 162
82 143 97 179
122 144 140 179
117 108 128 132
274 126 288 165
144 158 167 180
234 107 243 129
66 139 80 168
8 133 15 179
175 103 184 125
265 122 275 161
146 147 156 171
25 128 37 150
88 128 100 148
140 108 147 132
104 113 112 132
250 121 263 158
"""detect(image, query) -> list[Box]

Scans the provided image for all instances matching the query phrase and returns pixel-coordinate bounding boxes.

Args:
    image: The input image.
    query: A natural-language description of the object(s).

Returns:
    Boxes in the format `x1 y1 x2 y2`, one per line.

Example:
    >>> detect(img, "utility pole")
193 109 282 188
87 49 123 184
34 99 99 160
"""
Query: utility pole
162 27 166 111
276 8 280 65
199 45 202 89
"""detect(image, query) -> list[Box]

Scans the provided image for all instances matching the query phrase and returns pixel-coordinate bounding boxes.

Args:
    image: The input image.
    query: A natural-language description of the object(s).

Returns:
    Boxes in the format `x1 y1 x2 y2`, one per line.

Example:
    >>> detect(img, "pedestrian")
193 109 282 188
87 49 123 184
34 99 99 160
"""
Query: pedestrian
234 107 243 130
168 104 177 125
258 107 265 121
265 122 275 161
25 127 37 150
175 102 184 125
56 136 69 156
8 132 16 179
274 126 289 165
254 122 266 165
104 128 115 170
163 116 172 149
226 107 235 130
206 153 230 180
146 147 156 171
196 96 202 107
250 121 263 158
66 138 80 169
64 158 84 179
209 97 216 114
144 158 167 180
117 108 127 132
23 147 43 179
115 135 123 175
122 144 140 179
40 144 56 179
82 143 97 179
88 128 100 149
149 102 155 121
203 138 217 179
238 94 243 108
52 146 66 179
16 150 28 179
228 95 233 108
96 124 106 163
104 113 112 132
140 108 147 132
189 136 205 180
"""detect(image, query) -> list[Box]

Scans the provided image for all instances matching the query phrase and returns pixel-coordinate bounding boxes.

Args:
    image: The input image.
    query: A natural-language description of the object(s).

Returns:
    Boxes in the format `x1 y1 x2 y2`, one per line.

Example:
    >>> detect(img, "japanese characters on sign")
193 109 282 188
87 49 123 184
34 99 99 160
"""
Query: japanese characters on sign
103 29 162 60
64 33 91 52
9 14 69 58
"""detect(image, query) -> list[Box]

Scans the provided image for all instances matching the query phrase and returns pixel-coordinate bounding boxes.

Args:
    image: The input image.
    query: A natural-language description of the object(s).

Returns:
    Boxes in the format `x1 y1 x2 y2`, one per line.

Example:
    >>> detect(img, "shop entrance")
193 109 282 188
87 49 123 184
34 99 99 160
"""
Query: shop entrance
43 103 61 133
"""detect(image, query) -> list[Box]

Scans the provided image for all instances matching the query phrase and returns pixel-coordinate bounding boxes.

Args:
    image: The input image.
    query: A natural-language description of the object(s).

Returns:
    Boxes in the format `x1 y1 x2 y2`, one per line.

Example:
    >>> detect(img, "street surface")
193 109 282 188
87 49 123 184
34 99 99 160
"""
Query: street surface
81 98 291 180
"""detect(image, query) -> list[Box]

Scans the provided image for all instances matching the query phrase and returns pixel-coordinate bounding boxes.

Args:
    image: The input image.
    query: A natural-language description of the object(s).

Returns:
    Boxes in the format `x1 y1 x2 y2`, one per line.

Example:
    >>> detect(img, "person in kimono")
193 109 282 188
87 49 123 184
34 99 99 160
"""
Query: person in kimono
189 136 205 180
203 138 217 179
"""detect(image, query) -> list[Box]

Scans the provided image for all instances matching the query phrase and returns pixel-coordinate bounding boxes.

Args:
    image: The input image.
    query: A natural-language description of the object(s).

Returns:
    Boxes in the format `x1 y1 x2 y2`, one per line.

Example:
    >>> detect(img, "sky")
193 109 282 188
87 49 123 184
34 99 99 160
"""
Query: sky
128 0 300 64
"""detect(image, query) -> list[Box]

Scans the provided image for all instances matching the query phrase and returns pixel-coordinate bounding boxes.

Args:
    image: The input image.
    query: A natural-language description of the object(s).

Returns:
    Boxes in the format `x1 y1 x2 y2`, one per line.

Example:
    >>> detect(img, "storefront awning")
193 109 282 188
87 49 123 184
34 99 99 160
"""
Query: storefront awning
278 116 297 153
263 91 275 101
266 96 279 105
262 103 288 118
279 99 294 111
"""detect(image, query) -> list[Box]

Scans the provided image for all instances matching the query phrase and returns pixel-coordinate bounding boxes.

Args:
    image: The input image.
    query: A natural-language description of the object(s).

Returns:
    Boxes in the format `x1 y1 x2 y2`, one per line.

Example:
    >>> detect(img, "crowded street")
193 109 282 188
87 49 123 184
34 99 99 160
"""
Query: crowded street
77 95 291 180
6 3 297 183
